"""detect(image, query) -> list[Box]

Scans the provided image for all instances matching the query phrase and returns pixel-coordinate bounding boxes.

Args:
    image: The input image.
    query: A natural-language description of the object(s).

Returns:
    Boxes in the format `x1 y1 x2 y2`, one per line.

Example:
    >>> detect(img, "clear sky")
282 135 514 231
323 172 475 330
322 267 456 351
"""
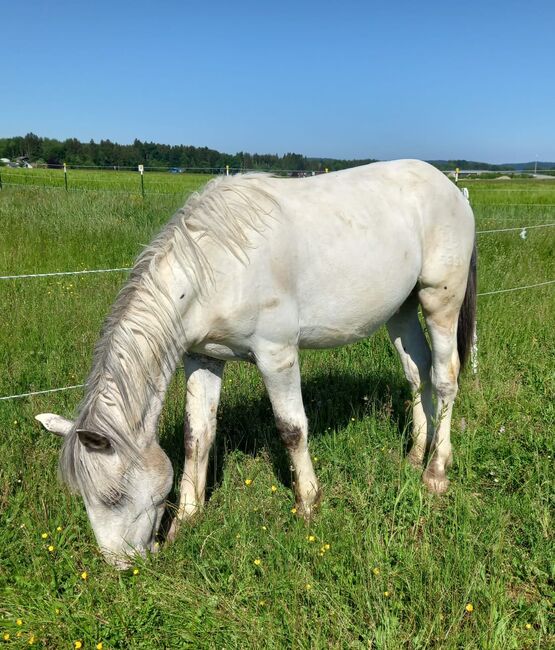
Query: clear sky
2 0 555 163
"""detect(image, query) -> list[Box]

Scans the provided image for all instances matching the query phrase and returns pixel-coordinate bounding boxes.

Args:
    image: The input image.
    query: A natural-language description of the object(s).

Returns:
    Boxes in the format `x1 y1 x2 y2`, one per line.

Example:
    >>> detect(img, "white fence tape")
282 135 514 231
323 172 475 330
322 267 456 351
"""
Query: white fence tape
0 267 132 281
1 279 553 401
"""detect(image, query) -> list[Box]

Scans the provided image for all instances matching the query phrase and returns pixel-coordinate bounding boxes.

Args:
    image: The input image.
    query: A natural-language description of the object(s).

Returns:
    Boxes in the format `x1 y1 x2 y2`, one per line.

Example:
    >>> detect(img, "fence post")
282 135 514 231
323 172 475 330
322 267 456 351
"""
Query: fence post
455 167 460 183
138 164 145 198
63 162 68 192
226 165 229 176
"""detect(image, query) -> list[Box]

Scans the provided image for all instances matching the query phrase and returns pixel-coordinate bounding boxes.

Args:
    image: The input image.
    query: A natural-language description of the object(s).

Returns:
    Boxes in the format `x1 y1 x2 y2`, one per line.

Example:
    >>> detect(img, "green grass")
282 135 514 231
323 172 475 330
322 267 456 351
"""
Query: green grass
1 175 554 648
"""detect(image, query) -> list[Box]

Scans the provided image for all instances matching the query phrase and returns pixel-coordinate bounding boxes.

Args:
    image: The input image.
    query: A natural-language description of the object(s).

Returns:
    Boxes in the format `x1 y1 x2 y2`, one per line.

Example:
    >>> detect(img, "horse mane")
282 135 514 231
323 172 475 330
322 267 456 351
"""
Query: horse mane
59 174 279 501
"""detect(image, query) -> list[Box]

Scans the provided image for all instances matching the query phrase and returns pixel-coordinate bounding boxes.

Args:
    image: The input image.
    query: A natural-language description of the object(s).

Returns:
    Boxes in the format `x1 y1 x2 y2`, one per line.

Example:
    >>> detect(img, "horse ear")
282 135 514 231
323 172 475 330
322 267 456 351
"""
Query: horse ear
35 413 73 437
77 429 112 451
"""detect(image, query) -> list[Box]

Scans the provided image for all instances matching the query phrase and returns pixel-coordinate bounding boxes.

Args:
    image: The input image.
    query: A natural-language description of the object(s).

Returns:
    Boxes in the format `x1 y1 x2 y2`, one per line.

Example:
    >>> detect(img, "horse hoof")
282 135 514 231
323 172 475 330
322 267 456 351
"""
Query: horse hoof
423 469 450 494
407 450 424 469
295 488 323 520
166 519 180 543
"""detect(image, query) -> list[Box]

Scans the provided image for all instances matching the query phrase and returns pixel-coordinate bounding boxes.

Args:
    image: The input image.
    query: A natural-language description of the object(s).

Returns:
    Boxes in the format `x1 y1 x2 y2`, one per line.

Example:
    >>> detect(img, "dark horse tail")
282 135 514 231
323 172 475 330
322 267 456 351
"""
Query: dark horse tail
457 239 477 370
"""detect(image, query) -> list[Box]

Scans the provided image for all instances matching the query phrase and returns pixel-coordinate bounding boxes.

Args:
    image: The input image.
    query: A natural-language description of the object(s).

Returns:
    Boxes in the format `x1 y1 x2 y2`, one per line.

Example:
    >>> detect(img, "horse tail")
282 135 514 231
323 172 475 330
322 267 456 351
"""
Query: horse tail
457 238 477 370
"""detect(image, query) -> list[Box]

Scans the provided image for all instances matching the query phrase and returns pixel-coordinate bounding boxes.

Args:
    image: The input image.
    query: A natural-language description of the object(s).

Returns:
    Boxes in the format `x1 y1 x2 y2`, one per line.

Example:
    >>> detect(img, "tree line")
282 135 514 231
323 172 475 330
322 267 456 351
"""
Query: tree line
0 133 376 172
2 133 546 172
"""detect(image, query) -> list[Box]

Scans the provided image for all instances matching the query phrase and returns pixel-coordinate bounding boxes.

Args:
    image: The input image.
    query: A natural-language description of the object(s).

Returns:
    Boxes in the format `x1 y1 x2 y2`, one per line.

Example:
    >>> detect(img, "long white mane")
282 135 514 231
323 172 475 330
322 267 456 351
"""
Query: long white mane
59 174 279 501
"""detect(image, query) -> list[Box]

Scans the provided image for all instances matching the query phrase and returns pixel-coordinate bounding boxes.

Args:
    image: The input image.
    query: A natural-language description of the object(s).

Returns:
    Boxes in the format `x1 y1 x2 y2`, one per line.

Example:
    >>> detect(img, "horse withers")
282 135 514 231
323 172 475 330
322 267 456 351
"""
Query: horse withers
37 160 476 567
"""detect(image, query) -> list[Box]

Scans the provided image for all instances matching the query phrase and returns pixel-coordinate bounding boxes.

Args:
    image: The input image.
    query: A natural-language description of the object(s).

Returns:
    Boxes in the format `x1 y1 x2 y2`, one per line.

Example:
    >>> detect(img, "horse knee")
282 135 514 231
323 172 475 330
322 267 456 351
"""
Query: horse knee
276 417 306 450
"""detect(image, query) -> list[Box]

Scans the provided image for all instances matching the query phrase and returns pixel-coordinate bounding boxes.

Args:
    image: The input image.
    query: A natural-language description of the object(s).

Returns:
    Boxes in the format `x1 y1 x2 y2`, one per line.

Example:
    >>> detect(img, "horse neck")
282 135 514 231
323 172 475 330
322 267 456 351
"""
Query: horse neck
82 257 194 445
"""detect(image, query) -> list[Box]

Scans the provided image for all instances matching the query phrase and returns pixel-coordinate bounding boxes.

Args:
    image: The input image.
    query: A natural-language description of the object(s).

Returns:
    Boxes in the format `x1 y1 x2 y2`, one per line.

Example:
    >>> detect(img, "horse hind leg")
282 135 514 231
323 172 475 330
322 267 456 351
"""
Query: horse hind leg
167 353 225 542
386 294 433 468
418 280 466 494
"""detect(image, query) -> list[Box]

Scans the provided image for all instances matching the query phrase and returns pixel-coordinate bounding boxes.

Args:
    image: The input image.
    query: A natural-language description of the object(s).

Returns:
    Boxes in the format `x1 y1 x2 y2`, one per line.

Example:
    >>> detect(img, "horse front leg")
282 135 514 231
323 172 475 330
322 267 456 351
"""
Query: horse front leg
167 353 225 542
256 344 321 518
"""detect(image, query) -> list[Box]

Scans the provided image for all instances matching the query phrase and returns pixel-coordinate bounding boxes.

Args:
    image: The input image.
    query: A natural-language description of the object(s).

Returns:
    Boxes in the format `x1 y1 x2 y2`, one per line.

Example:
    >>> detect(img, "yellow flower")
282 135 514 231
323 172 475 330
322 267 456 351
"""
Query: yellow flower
318 552 324 557
324 543 330 550
525 623 532 630
55 609 60 615
313 456 318 462
271 485 277 493
56 526 62 532
307 535 315 542
16 619 22 626
261 525 267 531
17 631 22 638
81 571 88 580
41 532 48 539
244 479 252 486
253 558 262 566
258 600 266 607
384 590 390 597
74 641 82 649
133 568 139 575
29 636 36 645
465 603 474 613
48 545 55 552
96 643 104 649
372 567 380 575
305 583 312 590
3 633 10 641
291 507 297 514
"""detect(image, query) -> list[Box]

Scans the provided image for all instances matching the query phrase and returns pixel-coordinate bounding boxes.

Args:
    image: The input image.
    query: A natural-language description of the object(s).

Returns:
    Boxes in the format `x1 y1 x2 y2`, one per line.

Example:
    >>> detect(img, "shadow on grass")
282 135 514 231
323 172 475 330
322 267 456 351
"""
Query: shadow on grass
159 367 410 536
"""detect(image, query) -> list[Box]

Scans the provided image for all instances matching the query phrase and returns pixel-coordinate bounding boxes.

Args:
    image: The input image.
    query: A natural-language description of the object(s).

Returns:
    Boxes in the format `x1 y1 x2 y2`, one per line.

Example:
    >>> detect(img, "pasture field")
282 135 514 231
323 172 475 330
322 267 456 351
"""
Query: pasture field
0 172 554 649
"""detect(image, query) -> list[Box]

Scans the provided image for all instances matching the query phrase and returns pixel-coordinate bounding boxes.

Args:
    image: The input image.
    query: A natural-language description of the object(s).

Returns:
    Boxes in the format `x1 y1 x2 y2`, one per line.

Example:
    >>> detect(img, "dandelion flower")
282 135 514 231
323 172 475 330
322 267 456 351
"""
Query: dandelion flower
258 600 266 607
16 631 22 638
74 641 82 649
271 485 277 493
244 479 252 486
384 591 390 597
307 535 315 542
3 633 10 641
48 545 55 553
55 609 60 615
465 603 474 613
16 620 22 627
96 643 104 649
305 583 312 590
56 526 62 532
81 571 88 580
261 526 267 531
372 567 380 575
318 552 324 557
525 623 532 630
133 568 139 575
41 532 48 539
324 543 330 550
253 558 262 566
313 456 318 462
291 507 297 514
28 635 36 645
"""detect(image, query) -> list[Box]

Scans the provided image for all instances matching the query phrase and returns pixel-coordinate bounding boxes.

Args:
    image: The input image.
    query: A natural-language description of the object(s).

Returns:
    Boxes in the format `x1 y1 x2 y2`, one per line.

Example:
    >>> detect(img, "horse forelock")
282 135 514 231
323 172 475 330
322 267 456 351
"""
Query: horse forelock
60 173 279 502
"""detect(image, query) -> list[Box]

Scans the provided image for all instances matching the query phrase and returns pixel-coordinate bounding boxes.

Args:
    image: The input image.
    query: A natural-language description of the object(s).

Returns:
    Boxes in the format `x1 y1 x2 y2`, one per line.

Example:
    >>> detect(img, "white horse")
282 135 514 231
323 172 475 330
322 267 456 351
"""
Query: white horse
36 160 476 568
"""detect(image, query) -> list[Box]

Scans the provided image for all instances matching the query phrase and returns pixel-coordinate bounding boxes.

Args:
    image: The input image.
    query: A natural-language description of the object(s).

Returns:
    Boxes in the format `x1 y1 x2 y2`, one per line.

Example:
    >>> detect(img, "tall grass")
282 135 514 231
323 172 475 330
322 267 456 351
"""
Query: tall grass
0 175 553 648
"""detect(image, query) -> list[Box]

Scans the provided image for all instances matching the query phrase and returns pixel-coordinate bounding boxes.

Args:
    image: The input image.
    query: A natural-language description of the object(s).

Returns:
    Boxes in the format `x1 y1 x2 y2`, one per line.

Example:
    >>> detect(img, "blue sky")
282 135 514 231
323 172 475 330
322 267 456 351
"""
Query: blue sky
2 1 555 163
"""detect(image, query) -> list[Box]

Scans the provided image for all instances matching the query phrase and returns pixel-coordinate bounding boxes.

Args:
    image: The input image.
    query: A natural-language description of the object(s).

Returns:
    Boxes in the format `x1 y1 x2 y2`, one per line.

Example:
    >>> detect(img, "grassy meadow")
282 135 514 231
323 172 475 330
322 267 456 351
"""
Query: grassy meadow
0 170 554 648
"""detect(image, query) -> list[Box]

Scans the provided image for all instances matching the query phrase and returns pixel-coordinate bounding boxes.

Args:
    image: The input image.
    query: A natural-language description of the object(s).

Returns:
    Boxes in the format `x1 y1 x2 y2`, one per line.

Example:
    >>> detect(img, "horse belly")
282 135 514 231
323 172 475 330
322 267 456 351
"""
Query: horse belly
296 234 420 349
